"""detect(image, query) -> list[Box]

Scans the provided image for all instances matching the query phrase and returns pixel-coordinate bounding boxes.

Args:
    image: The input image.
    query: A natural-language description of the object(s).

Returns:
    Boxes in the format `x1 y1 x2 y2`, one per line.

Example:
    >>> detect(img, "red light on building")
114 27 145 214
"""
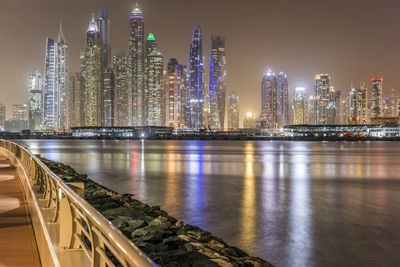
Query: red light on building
132 102 137 106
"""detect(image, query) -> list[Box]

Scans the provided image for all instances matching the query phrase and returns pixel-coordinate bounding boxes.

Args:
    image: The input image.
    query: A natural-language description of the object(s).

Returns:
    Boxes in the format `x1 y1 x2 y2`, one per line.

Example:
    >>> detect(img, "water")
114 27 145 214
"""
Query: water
15 139 400 267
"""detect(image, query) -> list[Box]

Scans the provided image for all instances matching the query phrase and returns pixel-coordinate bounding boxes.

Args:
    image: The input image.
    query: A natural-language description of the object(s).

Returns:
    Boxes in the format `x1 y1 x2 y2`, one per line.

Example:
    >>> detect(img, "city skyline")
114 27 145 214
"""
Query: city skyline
1 0 399 121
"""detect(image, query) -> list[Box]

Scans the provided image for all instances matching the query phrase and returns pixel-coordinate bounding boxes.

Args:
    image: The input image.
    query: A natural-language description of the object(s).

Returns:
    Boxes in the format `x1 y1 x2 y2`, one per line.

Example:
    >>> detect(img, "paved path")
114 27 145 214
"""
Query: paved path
0 153 41 267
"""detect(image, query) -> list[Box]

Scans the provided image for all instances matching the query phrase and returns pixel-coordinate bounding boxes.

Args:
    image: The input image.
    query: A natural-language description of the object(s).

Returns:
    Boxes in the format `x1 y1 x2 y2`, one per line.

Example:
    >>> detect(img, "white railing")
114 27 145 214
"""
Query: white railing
0 139 155 267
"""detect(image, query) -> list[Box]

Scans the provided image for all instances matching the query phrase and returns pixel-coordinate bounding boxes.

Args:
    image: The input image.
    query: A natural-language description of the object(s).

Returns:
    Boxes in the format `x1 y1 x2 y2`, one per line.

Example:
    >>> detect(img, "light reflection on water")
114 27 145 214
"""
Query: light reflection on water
16 139 400 267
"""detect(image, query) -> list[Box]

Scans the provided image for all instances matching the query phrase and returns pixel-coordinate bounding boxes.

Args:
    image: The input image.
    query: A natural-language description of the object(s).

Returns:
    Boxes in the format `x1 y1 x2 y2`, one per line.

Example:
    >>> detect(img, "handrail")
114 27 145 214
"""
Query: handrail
0 139 155 267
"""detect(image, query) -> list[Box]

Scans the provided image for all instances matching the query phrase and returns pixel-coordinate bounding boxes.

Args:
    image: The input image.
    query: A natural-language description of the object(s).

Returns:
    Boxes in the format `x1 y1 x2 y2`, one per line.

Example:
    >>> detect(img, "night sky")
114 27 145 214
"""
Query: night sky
1 0 399 121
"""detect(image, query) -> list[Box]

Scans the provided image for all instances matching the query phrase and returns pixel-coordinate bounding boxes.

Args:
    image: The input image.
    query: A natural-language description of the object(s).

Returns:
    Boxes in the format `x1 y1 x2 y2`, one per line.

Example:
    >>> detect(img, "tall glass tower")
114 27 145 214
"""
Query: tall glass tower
144 34 163 126
128 5 145 126
315 74 330 125
370 78 383 118
276 72 289 128
261 69 277 129
97 6 111 70
189 26 205 128
28 70 43 130
209 36 226 129
57 23 68 130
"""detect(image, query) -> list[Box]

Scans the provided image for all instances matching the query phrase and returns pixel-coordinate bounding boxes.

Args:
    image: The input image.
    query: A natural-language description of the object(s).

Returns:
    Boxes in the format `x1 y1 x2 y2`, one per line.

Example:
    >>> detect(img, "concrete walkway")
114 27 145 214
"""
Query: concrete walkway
0 153 41 267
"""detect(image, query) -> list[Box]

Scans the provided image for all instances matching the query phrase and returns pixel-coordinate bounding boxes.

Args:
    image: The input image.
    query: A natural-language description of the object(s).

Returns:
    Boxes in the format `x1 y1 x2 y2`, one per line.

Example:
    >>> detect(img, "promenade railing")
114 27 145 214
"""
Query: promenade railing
0 139 155 267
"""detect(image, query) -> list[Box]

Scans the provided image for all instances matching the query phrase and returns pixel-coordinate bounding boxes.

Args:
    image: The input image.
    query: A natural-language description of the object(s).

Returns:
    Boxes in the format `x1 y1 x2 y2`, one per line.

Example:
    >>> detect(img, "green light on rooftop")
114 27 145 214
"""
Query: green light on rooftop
147 33 155 41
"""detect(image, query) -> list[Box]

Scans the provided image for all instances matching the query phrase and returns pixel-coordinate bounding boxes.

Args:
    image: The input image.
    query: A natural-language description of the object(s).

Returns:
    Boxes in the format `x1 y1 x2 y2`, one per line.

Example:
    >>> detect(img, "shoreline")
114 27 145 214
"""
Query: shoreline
38 156 273 266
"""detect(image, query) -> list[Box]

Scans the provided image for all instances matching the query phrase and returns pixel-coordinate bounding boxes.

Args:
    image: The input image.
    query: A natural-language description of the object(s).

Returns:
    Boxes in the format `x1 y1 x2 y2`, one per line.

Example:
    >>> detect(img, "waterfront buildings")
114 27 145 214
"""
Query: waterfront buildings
166 59 182 127
189 26 206 128
144 34 163 126
113 51 129 126
370 78 383 118
67 73 84 128
243 112 256 128
348 84 368 124
128 5 145 126
28 70 43 130
260 69 277 128
315 74 330 125
103 69 114 127
294 87 305 125
13 104 27 121
227 93 239 130
43 23 68 130
81 14 102 126
209 36 226 129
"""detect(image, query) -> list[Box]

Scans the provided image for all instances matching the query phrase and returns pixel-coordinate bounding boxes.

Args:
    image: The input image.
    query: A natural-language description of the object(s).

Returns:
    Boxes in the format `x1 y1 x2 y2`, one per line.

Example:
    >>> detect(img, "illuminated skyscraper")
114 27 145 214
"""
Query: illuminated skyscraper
144 34 163 126
383 88 397 117
0 104 5 131
189 26 206 128
370 78 383 118
166 59 182 127
294 87 305 125
28 70 43 130
81 14 102 126
243 112 256 128
227 93 239 130
326 102 336 124
179 65 190 127
103 68 114 127
277 72 289 128
43 23 68 130
209 36 226 129
97 6 111 71
334 90 343 124
315 74 330 125
67 73 84 128
261 69 277 128
348 84 368 124
113 51 129 126
128 5 145 126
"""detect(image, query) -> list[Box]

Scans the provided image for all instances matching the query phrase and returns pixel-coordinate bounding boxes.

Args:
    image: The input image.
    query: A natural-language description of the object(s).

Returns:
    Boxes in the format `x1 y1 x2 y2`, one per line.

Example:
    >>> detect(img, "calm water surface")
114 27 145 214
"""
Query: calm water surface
16 140 400 267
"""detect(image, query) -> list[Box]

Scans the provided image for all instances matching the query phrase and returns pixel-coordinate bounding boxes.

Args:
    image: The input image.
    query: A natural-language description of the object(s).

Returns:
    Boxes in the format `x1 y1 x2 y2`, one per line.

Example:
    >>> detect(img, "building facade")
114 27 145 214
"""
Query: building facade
261 69 277 128
113 51 129 126
227 93 239 130
128 6 145 126
28 70 43 130
0 104 5 131
209 36 226 129
370 78 383 118
294 87 304 125
315 74 330 125
189 26 206 128
67 73 84 128
277 72 289 128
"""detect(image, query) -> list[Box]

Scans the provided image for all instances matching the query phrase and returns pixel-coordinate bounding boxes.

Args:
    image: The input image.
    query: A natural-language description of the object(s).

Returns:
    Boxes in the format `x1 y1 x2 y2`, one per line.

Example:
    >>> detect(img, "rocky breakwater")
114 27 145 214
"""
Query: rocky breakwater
39 157 273 267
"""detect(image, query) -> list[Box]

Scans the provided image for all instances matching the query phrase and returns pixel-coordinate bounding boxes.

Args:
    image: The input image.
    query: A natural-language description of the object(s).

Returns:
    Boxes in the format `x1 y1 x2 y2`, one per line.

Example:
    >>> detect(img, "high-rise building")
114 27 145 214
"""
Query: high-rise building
326 102 336 125
166 58 182 127
315 74 330 125
277 72 289 128
81 14 102 126
243 112 256 128
13 104 27 121
209 36 226 129
28 70 43 130
305 95 316 125
113 51 129 126
294 87 305 125
0 104 5 131
189 26 206 128
128 5 145 126
103 68 114 127
227 93 239 130
43 24 68 131
180 65 190 128
144 34 163 126
67 73 84 128
261 69 277 128
348 84 368 124
97 6 111 71
382 88 397 117
334 90 342 124
370 78 383 118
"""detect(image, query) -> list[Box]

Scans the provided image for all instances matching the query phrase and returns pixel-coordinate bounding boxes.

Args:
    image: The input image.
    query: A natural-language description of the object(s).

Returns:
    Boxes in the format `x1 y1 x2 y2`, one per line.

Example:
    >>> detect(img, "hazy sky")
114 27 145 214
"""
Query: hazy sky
1 0 399 120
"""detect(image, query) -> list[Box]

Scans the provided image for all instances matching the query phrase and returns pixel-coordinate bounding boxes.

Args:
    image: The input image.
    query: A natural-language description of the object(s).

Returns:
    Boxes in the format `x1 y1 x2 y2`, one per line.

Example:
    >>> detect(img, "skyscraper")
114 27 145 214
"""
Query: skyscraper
180 65 190 128
97 6 111 71
315 74 330 125
261 69 277 129
43 23 68 130
28 70 43 130
113 51 129 126
227 93 239 130
67 73 84 128
166 58 181 127
370 78 383 118
144 34 163 126
209 36 226 129
294 87 305 125
348 84 368 124
103 68 115 127
277 72 289 128
128 5 145 126
13 104 27 121
81 14 102 126
189 26 206 128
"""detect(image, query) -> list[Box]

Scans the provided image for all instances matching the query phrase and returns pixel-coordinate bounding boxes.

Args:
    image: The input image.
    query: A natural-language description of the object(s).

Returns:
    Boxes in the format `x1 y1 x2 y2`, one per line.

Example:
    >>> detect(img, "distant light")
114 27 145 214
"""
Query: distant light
295 87 305 91
246 112 253 118
141 133 145 138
